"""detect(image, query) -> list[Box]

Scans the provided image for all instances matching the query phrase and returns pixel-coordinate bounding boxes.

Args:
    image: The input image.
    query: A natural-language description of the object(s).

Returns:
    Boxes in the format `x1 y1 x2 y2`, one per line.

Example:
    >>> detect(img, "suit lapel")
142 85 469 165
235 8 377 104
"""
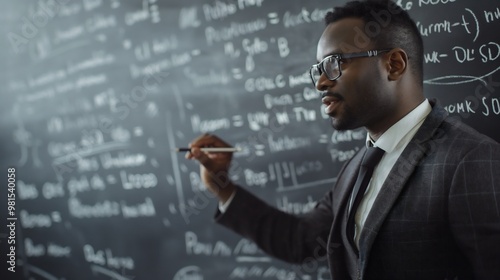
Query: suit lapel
332 146 367 213
357 102 448 275
328 146 366 279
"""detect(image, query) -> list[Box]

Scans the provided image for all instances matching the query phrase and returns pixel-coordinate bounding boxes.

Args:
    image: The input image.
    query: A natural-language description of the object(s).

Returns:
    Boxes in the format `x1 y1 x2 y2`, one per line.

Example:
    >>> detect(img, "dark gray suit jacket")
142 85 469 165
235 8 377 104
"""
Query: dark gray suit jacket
216 103 500 279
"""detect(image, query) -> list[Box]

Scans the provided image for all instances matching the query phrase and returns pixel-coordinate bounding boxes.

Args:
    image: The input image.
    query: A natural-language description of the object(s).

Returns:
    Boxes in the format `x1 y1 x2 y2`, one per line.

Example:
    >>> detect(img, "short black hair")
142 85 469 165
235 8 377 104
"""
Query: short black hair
325 0 424 83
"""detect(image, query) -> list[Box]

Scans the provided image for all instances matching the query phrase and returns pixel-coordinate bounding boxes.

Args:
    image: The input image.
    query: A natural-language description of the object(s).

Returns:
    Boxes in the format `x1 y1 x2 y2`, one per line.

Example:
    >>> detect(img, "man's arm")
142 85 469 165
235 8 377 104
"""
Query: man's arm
186 134 334 264
216 185 334 264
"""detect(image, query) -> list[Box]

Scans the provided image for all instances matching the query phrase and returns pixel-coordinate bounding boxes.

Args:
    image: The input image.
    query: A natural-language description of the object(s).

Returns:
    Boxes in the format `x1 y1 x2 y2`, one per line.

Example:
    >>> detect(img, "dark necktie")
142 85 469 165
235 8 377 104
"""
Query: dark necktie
346 146 385 247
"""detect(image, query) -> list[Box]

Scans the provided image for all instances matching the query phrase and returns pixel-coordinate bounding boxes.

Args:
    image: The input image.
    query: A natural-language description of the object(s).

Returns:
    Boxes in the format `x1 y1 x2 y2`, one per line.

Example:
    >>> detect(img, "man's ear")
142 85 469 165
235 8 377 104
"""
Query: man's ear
386 48 408 81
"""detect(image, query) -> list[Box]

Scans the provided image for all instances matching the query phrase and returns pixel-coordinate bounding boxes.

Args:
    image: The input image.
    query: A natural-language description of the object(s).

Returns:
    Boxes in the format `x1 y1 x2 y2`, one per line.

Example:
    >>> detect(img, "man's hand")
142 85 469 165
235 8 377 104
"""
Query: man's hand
185 134 236 203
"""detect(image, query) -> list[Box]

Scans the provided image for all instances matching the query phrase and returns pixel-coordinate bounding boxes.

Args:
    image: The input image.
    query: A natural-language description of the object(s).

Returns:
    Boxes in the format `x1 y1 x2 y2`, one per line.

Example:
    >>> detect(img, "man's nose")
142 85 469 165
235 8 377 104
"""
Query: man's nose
315 74 336 92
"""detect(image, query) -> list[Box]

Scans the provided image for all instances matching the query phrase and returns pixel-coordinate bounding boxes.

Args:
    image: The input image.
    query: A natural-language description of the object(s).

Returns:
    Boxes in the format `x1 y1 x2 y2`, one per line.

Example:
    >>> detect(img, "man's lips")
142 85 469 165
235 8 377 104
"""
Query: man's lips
322 94 342 115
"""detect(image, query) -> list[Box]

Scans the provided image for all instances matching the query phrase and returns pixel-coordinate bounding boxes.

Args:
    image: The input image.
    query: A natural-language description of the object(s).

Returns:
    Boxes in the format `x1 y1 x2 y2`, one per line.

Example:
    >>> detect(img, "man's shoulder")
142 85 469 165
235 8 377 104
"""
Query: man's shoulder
428 120 499 169
439 115 498 148
414 103 499 162
424 101 498 147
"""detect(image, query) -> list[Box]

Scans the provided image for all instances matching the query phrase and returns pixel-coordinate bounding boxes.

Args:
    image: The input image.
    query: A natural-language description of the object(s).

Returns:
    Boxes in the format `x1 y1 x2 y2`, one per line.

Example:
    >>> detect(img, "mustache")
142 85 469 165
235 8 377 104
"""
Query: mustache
321 91 343 100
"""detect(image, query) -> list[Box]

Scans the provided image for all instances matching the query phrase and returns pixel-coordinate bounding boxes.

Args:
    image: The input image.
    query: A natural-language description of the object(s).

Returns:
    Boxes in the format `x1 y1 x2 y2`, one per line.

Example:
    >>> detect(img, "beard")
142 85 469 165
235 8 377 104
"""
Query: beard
328 102 363 131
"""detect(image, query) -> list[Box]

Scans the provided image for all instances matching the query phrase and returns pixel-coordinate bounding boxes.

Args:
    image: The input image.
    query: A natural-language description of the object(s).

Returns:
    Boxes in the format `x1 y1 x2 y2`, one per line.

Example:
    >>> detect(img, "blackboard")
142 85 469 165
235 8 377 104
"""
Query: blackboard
1 0 499 279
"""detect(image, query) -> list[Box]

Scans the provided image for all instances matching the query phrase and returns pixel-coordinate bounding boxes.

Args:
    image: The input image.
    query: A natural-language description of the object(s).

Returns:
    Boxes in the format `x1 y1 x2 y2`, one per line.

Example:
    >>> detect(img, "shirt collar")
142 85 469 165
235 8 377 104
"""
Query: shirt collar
365 99 432 153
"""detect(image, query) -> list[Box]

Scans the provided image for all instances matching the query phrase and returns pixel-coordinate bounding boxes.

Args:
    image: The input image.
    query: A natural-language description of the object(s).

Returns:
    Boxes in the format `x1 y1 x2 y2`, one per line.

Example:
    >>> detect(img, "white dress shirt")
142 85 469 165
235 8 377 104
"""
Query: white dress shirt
352 99 432 247
220 100 433 250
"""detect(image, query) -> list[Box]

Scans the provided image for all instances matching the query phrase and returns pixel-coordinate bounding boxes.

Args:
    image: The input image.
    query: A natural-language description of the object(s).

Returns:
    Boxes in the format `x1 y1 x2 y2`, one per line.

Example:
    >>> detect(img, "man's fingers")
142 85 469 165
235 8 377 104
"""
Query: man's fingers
190 147 215 170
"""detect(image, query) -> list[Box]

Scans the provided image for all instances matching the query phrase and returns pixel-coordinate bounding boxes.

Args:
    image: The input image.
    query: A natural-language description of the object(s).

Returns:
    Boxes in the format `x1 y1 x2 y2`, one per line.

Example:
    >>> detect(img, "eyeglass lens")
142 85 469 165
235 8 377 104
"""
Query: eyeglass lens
311 56 340 85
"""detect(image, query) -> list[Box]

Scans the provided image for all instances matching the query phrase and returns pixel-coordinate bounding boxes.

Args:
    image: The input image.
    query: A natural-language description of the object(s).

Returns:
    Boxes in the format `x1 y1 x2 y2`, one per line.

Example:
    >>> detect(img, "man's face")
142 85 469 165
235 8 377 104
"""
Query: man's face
316 17 394 132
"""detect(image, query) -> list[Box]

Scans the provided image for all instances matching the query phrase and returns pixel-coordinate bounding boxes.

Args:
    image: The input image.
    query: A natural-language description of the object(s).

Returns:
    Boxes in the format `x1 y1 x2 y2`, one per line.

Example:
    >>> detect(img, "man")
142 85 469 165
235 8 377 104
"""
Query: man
186 0 500 279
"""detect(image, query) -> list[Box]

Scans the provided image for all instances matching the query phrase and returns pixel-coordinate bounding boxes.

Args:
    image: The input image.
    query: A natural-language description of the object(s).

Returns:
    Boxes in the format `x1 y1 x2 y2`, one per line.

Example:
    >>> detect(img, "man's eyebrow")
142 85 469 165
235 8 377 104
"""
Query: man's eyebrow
323 50 343 58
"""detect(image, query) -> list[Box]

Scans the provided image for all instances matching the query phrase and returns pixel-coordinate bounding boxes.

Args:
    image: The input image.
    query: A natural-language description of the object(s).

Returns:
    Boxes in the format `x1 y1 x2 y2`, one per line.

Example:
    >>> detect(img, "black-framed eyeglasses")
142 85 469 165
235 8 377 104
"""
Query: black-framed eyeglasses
309 49 391 87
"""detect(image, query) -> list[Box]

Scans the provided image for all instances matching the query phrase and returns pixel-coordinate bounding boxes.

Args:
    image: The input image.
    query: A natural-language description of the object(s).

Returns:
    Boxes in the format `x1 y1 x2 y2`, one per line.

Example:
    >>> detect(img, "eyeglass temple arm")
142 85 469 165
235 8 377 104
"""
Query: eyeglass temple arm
341 49 391 59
